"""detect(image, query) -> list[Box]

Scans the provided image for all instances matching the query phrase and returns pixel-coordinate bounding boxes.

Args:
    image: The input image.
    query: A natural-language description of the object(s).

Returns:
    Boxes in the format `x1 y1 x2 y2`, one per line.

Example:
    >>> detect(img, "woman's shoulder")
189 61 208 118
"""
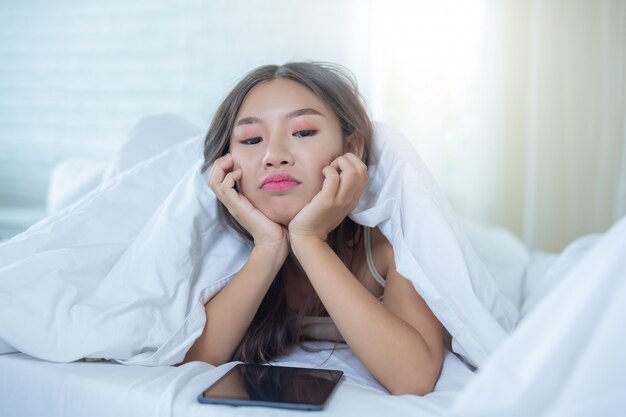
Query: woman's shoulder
368 226 395 279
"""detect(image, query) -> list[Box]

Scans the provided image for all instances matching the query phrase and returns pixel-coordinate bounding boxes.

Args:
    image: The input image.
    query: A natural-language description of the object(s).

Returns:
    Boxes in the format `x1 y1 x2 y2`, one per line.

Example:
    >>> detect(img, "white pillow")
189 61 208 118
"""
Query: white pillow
459 218 530 310
102 113 202 183
0 336 16 355
521 234 601 316
46 113 203 215
46 158 108 215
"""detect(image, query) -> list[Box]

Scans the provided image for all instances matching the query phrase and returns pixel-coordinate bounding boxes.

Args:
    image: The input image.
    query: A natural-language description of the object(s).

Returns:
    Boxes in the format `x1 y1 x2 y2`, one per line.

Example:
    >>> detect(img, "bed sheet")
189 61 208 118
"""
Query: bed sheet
0 344 473 417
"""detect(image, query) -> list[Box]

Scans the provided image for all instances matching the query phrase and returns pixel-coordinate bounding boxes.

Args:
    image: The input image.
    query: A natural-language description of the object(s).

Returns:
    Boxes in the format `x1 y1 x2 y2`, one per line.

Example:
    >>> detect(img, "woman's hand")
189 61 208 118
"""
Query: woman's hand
288 152 368 242
209 154 289 256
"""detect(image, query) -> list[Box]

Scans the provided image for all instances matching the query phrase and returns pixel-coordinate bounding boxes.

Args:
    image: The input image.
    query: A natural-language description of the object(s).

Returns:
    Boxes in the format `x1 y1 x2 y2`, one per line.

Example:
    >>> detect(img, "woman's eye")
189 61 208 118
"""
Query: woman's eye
240 136 262 145
293 130 317 138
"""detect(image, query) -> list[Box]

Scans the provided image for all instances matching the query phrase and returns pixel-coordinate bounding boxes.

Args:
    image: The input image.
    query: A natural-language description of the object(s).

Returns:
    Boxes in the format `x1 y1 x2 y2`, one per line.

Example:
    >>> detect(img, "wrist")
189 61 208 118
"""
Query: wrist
288 225 328 243
289 233 327 256
252 231 289 253
251 241 288 268
253 236 288 250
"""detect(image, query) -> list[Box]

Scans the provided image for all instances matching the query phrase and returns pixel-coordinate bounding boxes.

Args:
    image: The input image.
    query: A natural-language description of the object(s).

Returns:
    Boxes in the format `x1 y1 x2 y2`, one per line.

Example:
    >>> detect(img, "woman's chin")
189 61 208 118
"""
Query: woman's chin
262 206 299 227
255 198 305 227
268 212 295 227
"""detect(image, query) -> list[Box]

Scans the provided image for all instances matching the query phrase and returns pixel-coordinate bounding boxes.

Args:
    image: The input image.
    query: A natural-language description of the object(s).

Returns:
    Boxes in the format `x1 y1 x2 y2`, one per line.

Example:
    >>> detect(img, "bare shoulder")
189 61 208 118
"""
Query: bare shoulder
369 226 395 278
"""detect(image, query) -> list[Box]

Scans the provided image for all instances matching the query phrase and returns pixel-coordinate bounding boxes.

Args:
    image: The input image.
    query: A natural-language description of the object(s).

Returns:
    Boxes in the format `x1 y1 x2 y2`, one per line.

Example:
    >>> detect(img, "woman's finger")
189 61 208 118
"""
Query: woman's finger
344 152 367 173
344 153 368 186
219 169 258 225
334 154 367 203
217 169 242 206
221 169 241 190
318 165 341 201
208 154 234 189
338 154 357 171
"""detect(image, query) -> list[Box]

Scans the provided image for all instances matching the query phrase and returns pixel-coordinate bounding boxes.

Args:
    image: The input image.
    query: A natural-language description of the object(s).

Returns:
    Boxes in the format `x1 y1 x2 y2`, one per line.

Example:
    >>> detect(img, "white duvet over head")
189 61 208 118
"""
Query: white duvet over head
0 119 518 368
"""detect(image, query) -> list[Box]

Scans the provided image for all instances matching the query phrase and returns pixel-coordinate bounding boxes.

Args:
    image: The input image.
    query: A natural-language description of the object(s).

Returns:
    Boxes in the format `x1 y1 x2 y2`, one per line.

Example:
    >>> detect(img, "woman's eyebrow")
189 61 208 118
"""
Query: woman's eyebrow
234 108 324 127
235 116 261 127
286 108 324 120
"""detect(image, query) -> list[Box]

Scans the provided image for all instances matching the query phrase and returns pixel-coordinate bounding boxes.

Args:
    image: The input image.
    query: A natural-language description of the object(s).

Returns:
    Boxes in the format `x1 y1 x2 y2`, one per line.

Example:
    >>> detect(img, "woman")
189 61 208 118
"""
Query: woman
183 62 443 395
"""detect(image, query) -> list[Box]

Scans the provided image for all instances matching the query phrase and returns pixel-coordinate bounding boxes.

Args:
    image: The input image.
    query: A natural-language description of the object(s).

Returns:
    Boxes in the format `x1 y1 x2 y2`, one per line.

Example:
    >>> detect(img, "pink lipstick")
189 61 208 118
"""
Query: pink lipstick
261 173 300 191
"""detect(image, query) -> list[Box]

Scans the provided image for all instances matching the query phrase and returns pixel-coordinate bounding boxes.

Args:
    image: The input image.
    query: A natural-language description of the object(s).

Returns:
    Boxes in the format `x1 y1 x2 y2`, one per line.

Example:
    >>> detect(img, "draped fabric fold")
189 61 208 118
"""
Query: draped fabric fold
0 122 517 368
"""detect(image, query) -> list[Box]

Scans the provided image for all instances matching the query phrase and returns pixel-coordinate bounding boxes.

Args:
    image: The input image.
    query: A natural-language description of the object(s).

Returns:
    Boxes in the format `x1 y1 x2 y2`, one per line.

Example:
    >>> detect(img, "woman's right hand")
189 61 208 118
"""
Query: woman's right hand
209 154 289 257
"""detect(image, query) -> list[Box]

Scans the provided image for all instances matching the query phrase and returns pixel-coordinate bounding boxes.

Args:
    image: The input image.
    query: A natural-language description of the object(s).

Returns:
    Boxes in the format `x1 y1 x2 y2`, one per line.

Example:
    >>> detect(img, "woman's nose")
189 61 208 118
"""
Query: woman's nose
262 136 294 167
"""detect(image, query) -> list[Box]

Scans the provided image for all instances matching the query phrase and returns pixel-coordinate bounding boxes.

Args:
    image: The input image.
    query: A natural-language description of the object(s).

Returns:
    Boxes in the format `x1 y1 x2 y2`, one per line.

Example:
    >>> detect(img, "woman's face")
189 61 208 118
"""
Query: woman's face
229 78 345 226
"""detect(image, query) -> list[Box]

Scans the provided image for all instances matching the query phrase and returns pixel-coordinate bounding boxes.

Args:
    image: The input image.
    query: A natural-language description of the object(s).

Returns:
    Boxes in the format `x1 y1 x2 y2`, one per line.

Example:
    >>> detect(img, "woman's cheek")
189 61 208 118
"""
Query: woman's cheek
237 168 248 194
228 150 240 170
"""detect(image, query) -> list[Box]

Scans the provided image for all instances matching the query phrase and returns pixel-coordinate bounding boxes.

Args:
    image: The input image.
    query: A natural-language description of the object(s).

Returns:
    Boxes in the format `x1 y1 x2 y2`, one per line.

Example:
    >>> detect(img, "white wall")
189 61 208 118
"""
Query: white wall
0 0 370 227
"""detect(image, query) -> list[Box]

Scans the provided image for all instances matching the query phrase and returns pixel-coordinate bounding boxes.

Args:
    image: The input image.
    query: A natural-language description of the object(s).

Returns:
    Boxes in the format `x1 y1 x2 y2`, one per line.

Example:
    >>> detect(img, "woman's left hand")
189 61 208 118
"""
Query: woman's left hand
288 152 368 242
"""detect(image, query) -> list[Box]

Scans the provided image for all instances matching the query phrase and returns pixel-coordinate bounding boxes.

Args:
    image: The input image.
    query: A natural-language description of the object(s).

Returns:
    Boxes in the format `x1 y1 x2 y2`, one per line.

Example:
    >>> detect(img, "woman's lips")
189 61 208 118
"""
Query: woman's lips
261 173 300 191
262 180 299 191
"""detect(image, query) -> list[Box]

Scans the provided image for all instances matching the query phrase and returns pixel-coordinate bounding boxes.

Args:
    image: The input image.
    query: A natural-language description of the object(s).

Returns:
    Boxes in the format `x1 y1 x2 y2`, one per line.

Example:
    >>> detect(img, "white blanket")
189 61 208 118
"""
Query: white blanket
0 121 518 369
448 216 626 416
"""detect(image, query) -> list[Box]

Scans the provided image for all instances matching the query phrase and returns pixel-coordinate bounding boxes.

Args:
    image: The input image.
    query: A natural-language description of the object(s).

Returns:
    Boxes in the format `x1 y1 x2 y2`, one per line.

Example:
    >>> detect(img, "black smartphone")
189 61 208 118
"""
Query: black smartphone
198 364 344 411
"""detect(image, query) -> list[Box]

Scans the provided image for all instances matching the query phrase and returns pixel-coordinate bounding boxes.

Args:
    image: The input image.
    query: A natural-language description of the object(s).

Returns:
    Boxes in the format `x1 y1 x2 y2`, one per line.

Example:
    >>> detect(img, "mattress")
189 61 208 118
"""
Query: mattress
0 343 474 417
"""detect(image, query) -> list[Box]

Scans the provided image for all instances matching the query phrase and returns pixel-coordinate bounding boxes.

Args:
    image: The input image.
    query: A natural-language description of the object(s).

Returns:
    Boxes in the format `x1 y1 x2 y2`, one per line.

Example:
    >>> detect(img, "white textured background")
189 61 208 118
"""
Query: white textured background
1 0 624 251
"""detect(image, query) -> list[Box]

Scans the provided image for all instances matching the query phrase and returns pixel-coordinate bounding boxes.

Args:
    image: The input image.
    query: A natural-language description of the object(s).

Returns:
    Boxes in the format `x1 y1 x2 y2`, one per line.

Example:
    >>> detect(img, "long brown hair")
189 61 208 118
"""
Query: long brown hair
202 62 373 363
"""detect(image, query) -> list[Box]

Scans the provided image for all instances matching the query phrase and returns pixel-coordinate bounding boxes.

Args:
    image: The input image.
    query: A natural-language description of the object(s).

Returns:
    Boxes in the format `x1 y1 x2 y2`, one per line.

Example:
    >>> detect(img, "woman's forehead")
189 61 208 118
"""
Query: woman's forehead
236 79 332 122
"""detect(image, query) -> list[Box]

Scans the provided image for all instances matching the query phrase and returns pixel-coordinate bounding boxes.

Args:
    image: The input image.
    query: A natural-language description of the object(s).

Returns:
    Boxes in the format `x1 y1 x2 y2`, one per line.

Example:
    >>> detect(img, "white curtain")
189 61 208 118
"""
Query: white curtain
482 0 626 251
366 0 626 252
526 0 626 251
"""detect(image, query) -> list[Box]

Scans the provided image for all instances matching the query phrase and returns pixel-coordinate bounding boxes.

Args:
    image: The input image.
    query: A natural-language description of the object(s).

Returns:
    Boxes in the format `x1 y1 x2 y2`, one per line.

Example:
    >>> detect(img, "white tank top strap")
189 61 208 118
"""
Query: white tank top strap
364 227 386 288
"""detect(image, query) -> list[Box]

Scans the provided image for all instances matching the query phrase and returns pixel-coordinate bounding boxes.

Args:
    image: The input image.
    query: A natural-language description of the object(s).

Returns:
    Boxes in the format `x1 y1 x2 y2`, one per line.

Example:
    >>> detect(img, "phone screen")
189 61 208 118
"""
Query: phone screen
198 364 344 410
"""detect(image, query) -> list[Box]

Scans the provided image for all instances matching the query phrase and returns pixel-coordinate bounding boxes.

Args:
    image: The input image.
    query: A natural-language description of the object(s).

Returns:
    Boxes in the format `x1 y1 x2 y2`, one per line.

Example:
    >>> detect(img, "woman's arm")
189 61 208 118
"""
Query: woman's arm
182 153 289 365
181 243 285 365
288 153 443 395
290 234 443 396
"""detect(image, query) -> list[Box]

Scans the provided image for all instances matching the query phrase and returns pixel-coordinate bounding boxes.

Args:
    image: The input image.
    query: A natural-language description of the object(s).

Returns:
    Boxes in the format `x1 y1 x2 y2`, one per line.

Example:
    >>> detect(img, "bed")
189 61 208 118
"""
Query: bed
1 114 624 416
0 344 474 417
